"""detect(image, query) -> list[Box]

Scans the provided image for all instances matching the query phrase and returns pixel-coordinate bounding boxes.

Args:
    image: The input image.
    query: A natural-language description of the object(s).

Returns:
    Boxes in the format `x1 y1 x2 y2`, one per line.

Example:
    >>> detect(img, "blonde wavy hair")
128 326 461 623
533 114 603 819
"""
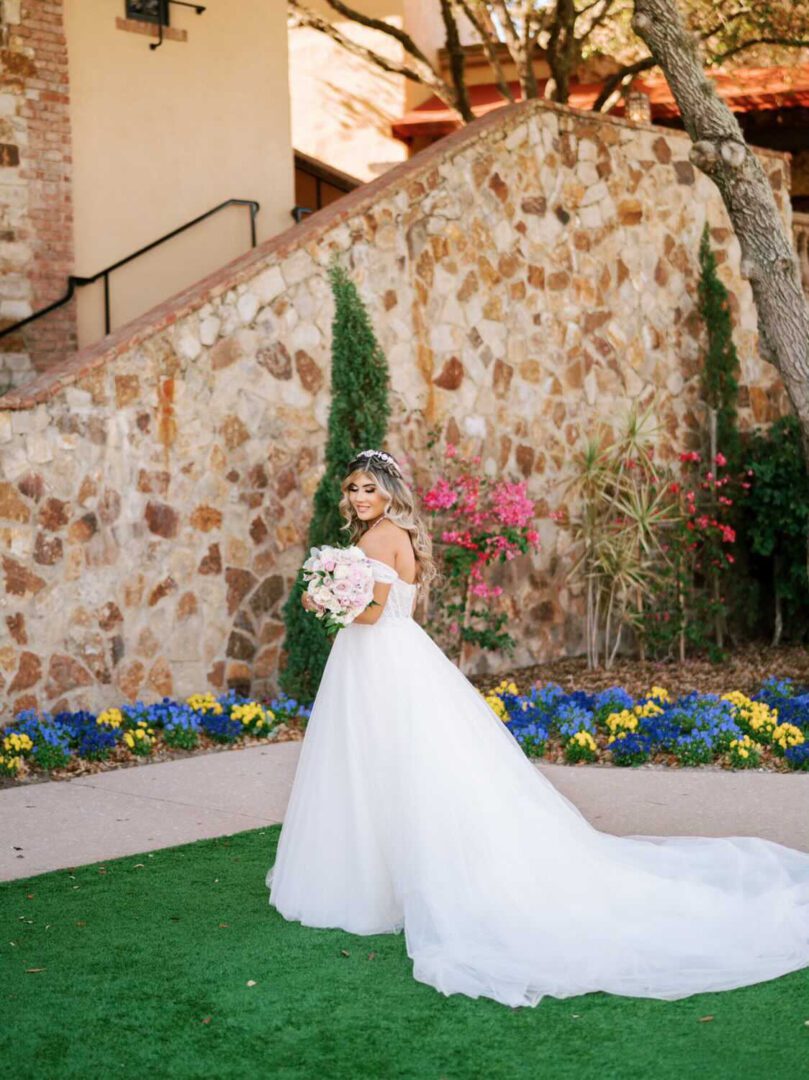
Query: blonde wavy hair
338 450 437 588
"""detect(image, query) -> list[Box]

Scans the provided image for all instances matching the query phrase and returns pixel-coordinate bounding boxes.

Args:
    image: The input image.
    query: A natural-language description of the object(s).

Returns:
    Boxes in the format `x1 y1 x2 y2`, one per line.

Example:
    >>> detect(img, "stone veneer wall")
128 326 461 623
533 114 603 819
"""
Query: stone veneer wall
0 0 76 391
0 98 790 720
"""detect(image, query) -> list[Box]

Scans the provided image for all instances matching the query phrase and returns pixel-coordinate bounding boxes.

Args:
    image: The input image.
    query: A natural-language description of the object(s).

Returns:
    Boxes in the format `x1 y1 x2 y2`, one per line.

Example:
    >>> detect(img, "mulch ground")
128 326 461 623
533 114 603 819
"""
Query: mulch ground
470 644 809 698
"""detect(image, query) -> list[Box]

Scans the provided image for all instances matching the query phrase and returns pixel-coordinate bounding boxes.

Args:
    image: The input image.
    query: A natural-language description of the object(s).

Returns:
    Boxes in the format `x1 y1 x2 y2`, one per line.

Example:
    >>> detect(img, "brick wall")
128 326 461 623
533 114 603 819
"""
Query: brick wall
0 0 76 390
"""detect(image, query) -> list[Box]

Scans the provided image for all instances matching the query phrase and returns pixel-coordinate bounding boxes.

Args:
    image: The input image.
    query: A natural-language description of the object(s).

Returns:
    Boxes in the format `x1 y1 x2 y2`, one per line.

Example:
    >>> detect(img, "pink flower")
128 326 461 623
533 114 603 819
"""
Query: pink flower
445 443 457 459
490 480 535 527
715 452 727 467
424 478 458 511
470 581 504 600
449 621 460 634
720 525 736 544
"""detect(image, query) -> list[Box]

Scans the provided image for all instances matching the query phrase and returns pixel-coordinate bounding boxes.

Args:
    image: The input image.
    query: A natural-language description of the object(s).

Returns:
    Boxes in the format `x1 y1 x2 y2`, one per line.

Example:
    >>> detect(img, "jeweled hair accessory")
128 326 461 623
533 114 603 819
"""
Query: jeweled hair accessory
352 448 402 477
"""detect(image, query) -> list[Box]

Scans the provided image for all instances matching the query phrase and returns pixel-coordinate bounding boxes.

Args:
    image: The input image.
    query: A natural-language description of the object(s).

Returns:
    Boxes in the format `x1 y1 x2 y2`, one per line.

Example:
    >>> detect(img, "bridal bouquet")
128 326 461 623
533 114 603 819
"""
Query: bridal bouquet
300 545 376 633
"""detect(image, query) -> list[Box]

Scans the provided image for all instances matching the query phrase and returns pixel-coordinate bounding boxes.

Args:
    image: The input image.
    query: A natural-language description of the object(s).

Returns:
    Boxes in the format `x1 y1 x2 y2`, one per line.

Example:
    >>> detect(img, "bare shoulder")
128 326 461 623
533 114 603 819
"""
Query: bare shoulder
359 519 409 563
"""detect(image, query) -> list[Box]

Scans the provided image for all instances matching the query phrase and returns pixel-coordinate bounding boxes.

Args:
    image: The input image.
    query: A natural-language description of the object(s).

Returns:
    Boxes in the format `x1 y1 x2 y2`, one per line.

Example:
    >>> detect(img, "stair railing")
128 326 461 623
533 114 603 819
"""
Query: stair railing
0 197 260 341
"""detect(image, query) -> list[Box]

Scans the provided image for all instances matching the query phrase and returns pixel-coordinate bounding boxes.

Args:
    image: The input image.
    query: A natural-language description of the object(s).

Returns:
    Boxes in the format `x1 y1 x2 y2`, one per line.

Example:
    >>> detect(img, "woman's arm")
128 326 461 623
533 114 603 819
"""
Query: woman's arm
351 580 392 624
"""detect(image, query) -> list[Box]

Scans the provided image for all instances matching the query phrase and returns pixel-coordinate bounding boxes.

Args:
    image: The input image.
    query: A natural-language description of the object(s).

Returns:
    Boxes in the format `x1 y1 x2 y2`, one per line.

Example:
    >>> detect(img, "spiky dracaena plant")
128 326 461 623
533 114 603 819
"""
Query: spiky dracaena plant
561 405 681 668
279 264 391 702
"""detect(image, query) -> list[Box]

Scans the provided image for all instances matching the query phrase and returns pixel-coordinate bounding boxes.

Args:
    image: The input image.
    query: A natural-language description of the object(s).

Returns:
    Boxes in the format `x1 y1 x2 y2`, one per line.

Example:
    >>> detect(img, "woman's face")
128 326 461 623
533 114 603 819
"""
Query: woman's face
346 471 387 523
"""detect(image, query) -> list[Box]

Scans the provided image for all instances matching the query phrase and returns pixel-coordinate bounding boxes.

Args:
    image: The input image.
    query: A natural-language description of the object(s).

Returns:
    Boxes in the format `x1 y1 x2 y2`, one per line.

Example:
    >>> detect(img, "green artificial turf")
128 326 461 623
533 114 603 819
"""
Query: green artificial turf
1 826 807 1080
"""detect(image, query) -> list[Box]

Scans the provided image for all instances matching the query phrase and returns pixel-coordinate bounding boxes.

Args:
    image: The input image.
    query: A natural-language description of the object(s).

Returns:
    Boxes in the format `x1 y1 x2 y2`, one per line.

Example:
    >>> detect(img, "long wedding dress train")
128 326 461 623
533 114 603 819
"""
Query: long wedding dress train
266 558 809 1007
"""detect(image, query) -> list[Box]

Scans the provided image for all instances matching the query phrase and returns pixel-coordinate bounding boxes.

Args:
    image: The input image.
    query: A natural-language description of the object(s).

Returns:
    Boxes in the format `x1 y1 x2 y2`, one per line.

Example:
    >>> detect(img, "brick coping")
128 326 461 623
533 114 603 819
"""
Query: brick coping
0 97 788 411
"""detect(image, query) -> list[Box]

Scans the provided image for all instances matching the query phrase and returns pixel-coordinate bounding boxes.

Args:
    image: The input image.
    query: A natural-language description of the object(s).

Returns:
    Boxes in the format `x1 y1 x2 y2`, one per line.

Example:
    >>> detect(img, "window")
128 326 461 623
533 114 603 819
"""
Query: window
125 1 169 26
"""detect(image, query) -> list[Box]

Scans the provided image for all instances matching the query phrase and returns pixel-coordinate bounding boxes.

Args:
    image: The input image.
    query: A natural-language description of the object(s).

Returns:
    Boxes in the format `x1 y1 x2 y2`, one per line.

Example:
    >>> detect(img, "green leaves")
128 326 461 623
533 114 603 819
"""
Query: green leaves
739 415 809 631
280 264 391 701
698 223 740 463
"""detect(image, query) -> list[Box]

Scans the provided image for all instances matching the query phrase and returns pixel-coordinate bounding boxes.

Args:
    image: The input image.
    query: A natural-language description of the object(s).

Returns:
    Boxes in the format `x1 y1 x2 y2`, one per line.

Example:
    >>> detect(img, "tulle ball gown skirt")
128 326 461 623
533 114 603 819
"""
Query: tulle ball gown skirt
266 569 809 1008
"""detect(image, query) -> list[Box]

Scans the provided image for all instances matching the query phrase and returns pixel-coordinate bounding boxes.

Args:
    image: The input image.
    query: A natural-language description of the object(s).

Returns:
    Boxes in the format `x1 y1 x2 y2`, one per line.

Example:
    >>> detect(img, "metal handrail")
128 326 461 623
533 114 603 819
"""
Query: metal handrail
0 197 260 341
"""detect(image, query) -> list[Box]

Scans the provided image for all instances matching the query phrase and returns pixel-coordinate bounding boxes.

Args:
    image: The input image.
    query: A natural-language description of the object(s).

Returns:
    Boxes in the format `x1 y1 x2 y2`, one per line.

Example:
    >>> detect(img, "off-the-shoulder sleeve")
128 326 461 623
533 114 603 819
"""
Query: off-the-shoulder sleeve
368 558 398 584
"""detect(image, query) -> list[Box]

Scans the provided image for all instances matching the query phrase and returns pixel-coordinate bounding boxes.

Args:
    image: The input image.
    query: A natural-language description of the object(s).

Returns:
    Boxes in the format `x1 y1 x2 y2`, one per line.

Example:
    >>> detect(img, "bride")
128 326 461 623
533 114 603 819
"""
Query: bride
266 448 809 1008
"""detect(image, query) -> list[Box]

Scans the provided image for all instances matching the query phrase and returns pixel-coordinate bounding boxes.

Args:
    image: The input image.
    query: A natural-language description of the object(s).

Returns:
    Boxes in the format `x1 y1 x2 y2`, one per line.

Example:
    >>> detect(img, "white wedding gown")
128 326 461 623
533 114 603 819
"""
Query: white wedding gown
266 557 809 1007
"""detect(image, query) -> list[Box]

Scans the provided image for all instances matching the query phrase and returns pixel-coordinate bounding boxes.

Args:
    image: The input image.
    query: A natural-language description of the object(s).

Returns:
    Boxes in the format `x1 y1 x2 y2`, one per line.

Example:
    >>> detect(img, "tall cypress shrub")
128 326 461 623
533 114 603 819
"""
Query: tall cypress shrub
279 264 391 702
698 223 741 462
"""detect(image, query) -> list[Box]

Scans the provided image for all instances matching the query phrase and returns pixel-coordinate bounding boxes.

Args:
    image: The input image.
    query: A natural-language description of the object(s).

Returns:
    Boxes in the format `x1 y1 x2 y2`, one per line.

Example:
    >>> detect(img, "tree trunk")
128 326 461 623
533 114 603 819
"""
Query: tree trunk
632 0 809 474
439 0 474 123
546 0 579 104
772 558 783 647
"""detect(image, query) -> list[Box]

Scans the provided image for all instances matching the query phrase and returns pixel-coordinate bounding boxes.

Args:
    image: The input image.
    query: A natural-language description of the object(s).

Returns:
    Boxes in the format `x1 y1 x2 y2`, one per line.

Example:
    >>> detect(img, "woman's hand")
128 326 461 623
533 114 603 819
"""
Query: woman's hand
301 591 317 613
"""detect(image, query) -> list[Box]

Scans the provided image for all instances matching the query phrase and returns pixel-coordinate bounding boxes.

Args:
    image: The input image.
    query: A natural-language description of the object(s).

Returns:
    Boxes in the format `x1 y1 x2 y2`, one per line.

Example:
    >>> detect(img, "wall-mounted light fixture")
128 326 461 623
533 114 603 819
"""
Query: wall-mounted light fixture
125 0 206 51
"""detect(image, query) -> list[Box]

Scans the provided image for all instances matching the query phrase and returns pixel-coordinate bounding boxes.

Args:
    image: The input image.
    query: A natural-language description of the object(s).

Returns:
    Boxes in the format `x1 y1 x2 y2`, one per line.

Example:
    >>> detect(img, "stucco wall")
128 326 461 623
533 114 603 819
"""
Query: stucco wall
0 0 294 386
0 98 790 720
66 0 294 347
289 0 410 181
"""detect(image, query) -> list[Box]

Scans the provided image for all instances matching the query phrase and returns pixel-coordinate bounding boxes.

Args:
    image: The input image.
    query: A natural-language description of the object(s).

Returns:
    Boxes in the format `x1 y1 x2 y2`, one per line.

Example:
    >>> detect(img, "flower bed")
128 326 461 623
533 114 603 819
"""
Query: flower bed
2 677 808 783
0 692 312 783
483 676 809 771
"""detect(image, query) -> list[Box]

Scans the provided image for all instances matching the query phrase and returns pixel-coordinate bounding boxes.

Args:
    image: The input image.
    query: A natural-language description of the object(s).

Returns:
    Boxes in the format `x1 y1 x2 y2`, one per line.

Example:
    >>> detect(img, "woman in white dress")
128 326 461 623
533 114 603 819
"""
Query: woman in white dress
267 448 809 1008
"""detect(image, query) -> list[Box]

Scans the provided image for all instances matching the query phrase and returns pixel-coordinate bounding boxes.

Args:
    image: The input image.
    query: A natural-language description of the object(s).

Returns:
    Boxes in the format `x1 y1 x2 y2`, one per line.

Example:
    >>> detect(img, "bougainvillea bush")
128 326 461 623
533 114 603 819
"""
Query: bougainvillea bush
484 675 809 772
419 442 541 667
0 692 312 781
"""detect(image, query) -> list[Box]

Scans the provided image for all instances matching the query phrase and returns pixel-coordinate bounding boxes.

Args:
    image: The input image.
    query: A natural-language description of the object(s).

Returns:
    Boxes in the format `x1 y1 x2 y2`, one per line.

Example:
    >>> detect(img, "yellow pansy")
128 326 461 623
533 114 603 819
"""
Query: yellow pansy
633 702 663 718
97 708 123 728
606 709 638 734
232 702 267 727
484 693 508 722
571 731 596 750
773 723 804 751
3 732 33 753
187 693 224 716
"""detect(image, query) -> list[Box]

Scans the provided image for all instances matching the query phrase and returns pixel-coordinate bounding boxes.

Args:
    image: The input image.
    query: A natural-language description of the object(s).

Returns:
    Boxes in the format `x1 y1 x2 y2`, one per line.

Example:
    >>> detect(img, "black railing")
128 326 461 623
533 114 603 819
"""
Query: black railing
0 197 260 342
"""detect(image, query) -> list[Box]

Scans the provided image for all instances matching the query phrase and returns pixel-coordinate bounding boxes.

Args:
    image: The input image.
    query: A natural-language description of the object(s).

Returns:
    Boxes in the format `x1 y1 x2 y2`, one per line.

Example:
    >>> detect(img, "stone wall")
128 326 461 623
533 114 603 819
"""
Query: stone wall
0 98 790 720
0 0 77 391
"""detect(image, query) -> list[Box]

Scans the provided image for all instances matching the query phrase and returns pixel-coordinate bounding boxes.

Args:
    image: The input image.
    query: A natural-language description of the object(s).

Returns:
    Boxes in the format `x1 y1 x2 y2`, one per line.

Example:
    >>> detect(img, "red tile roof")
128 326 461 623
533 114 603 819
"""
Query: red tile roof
392 63 809 140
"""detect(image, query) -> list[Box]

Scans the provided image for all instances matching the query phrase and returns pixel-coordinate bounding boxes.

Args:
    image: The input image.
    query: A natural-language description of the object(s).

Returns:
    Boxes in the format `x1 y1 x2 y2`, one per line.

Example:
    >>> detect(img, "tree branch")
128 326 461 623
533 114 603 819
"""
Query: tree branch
488 0 539 98
592 55 657 111
710 36 809 65
289 2 462 115
319 0 436 71
440 0 474 121
632 0 809 468
454 0 515 104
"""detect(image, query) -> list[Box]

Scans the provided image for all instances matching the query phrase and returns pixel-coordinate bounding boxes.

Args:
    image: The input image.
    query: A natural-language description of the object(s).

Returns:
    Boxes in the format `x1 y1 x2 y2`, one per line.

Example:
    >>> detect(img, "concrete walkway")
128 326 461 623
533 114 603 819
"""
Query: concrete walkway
1 741 807 882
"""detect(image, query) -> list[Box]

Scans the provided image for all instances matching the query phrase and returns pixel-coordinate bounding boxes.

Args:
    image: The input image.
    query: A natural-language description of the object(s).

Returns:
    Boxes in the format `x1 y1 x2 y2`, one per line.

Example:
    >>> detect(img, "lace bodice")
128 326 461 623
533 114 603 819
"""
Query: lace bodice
367 556 417 621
